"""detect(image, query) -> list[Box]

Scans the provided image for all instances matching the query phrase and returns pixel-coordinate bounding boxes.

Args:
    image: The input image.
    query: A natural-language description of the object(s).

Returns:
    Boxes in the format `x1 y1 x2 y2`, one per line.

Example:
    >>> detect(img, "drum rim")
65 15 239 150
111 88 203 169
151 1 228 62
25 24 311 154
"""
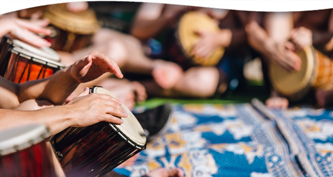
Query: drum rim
12 39 60 62
269 46 316 98
90 86 147 148
177 11 224 66
11 47 65 69
0 124 50 156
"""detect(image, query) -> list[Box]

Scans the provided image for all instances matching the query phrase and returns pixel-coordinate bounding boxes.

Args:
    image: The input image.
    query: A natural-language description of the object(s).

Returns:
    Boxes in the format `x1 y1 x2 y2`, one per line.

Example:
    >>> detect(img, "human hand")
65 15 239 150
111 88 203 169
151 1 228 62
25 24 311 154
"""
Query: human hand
146 168 184 177
265 96 289 109
0 14 51 47
69 50 123 83
66 87 127 127
66 2 89 12
290 27 312 50
191 30 219 60
266 41 301 71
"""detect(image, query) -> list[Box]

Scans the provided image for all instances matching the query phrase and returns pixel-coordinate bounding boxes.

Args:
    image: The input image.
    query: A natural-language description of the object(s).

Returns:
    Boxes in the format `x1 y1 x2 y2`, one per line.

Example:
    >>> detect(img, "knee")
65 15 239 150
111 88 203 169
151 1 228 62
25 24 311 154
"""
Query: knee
186 67 220 98
104 40 128 66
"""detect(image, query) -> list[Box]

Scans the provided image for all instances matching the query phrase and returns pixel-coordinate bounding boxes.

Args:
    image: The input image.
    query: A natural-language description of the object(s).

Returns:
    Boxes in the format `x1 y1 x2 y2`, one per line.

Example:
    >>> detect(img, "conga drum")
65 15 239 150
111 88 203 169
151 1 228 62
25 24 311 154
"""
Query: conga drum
50 86 147 177
270 46 333 100
1 38 64 83
167 11 225 68
43 3 100 52
0 124 56 177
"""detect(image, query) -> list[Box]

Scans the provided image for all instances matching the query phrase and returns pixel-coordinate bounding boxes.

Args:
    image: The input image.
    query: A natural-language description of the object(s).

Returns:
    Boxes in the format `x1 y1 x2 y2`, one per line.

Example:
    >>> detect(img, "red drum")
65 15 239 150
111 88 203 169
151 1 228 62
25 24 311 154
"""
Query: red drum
0 124 56 177
1 38 64 83
50 86 147 177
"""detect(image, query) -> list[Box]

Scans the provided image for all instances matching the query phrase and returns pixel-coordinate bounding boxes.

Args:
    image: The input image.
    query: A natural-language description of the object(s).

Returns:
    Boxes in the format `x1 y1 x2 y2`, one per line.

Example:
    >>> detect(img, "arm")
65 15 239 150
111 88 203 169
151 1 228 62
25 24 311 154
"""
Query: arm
0 89 126 135
245 13 301 71
131 3 187 40
0 50 123 108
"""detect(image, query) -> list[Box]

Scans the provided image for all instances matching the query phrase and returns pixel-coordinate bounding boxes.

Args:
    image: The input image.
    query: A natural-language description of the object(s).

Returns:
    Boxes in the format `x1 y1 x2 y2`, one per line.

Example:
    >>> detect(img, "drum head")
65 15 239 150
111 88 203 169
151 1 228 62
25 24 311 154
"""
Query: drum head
44 4 100 35
90 87 147 147
178 11 224 66
12 47 65 68
0 124 50 155
269 46 316 98
12 39 60 62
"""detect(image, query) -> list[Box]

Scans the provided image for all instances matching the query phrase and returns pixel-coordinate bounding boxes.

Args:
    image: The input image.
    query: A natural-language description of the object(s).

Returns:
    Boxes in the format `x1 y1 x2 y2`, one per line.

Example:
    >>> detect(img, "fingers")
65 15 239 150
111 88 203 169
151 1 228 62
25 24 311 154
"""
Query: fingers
88 50 123 78
15 18 51 35
266 97 289 109
10 28 51 48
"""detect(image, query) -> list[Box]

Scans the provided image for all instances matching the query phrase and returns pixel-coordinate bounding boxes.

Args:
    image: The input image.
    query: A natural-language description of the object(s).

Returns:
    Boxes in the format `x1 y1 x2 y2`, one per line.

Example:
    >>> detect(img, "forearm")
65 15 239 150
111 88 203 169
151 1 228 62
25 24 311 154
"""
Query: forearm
245 21 276 55
0 106 73 135
18 66 79 105
131 15 172 41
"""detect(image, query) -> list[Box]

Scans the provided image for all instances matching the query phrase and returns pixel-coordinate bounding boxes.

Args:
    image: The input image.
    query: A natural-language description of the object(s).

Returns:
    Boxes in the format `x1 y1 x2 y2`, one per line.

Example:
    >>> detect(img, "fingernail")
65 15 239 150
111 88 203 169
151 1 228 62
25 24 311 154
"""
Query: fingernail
119 100 122 105
119 118 123 124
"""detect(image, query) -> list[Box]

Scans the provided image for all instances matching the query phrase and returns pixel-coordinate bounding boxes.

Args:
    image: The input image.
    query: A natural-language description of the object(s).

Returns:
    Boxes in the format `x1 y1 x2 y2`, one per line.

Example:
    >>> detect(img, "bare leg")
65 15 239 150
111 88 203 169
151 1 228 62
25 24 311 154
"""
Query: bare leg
72 28 183 89
142 67 225 98
15 99 54 110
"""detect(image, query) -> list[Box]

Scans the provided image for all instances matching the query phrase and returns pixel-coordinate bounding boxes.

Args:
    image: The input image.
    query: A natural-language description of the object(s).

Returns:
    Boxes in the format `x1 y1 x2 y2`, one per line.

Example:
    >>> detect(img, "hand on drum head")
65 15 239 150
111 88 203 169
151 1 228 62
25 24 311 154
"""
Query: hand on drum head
66 2 89 12
290 27 313 50
147 168 184 177
192 29 231 60
69 50 123 83
0 13 51 47
65 87 127 127
268 42 302 71
191 30 219 60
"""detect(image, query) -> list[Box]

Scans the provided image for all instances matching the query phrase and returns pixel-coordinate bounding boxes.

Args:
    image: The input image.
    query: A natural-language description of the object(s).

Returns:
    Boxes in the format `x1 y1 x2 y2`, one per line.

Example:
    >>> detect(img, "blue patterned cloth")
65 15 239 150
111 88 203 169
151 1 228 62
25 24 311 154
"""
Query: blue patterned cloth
114 103 308 177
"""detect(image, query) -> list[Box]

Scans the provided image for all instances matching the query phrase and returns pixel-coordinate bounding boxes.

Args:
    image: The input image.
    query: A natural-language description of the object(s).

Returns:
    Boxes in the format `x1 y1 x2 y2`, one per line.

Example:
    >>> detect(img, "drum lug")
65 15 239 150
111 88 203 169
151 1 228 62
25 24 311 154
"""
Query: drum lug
55 151 63 160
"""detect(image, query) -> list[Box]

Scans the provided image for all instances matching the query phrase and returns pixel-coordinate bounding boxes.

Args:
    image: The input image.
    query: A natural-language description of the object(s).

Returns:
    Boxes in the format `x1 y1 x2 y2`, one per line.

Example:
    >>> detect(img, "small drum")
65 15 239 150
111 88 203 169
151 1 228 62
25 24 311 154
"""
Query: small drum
0 124 56 177
270 46 333 100
50 86 147 177
1 38 64 83
43 4 100 52
167 11 225 67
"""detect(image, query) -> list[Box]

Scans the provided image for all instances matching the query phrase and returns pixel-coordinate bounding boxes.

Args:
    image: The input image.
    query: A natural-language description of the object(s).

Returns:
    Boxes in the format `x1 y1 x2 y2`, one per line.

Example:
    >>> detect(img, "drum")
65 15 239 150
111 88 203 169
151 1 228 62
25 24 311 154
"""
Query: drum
43 4 100 52
167 11 225 68
0 124 56 177
1 38 64 83
269 46 333 100
50 86 147 177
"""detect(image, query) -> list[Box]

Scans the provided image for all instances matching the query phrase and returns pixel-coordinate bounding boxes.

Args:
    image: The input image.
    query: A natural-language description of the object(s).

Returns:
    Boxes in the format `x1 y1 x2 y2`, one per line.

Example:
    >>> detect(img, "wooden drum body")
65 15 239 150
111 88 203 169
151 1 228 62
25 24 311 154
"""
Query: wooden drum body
0 38 64 83
43 4 100 52
50 86 147 177
0 124 55 177
270 46 333 100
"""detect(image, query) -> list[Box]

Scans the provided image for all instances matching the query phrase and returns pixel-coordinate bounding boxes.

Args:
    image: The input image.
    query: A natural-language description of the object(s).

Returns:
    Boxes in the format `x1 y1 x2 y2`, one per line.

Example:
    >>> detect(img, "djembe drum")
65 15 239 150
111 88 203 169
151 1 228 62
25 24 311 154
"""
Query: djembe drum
0 124 56 177
50 86 147 177
0 37 64 83
167 11 225 68
43 3 100 52
270 46 333 100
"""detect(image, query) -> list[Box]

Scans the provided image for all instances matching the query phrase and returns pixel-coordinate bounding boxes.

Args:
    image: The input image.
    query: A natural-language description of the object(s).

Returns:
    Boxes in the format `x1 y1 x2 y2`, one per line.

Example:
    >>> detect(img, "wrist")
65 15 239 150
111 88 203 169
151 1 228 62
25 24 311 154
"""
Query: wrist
217 29 232 47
